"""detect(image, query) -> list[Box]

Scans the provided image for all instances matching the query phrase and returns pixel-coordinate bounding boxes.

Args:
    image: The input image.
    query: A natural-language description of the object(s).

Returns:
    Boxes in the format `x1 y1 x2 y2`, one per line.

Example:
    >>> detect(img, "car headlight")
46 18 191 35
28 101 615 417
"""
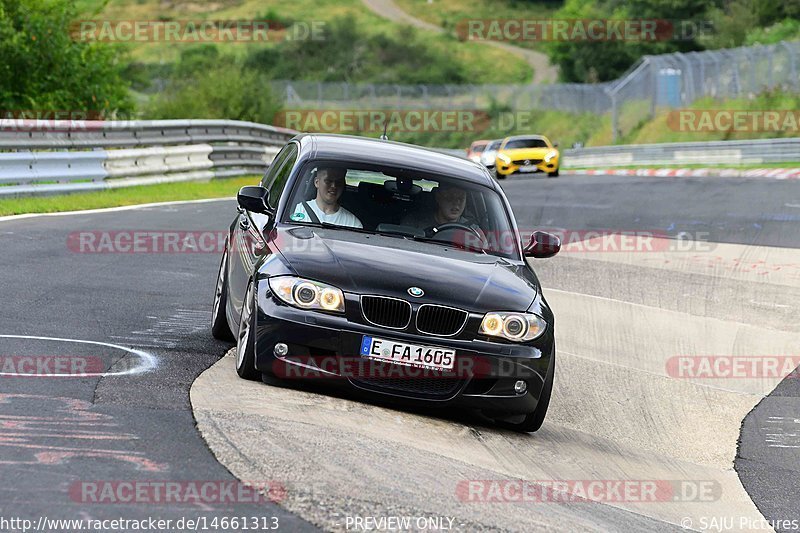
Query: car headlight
479 312 546 342
268 276 345 313
544 150 558 163
480 151 495 165
496 153 511 164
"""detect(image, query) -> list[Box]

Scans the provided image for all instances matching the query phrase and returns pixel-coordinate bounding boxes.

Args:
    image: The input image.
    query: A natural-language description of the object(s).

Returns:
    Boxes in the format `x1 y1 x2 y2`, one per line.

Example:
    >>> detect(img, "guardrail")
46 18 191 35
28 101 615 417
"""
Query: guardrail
0 119 295 197
2 118 798 197
563 138 800 168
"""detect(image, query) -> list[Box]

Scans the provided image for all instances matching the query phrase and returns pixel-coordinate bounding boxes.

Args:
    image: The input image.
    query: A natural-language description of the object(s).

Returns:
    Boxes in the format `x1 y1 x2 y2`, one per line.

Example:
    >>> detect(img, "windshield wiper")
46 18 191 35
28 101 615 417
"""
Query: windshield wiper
411 235 487 254
292 222 486 253
296 221 420 240
294 221 375 235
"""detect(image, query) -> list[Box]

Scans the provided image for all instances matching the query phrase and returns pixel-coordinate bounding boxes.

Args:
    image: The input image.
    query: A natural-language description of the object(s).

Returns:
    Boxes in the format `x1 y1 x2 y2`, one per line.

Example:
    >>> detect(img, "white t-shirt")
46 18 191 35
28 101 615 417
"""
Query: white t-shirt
290 200 363 228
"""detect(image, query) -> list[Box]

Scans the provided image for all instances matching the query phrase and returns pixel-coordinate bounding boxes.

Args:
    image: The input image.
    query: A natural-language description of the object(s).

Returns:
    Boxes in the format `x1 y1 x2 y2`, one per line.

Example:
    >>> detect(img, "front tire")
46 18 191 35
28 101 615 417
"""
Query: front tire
495 169 507 180
547 169 559 178
494 355 554 433
235 280 261 380
211 246 234 341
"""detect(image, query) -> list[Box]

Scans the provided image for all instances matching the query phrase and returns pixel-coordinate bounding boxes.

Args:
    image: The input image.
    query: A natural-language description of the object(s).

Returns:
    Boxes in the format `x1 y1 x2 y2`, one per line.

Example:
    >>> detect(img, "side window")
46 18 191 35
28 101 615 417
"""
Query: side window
262 143 298 209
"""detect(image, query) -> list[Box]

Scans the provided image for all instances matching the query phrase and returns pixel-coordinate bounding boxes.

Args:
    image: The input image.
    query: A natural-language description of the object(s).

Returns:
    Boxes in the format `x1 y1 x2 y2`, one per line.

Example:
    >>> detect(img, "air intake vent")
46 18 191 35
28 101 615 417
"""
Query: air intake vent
361 296 411 329
416 304 468 336
352 375 464 398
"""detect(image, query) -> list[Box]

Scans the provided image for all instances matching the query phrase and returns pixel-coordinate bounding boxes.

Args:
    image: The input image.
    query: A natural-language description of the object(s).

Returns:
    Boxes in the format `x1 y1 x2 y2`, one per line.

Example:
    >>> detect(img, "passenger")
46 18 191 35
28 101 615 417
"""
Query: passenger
290 167 363 228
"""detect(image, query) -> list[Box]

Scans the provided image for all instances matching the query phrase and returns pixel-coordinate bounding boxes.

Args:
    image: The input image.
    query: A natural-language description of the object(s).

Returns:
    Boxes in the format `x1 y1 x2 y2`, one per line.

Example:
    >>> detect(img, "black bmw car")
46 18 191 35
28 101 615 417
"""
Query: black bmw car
211 134 561 432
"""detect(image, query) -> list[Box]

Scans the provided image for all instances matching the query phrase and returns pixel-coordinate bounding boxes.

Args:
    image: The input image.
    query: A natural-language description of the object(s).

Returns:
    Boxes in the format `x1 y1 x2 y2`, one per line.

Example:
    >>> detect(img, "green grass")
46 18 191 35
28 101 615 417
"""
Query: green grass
402 89 800 151
75 0 531 83
395 0 556 51
0 176 259 216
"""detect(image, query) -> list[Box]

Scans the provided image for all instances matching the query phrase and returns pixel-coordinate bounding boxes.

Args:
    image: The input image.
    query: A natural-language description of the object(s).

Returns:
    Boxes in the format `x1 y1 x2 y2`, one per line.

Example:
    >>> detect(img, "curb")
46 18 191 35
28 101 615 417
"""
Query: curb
565 168 800 179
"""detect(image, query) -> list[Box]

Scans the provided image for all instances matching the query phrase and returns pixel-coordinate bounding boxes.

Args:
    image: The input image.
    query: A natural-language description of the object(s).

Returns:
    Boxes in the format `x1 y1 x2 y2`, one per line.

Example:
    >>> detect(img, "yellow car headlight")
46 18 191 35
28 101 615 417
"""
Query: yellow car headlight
497 153 511 164
544 150 558 163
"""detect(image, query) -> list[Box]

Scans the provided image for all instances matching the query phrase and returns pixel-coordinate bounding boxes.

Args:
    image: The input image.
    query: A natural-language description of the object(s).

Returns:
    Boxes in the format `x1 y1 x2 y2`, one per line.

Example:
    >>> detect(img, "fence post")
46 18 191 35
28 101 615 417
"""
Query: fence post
767 45 774 89
781 41 799 91
610 92 619 143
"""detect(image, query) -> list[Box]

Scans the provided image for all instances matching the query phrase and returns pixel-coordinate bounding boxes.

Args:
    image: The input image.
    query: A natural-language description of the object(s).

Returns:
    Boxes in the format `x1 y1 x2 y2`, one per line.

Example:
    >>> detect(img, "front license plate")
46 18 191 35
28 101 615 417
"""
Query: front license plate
360 336 455 371
519 165 538 173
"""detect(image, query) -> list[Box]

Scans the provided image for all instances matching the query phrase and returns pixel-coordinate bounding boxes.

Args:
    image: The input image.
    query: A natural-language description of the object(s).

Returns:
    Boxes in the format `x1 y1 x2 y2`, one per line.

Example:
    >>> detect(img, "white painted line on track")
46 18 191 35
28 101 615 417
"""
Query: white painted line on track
0 335 156 377
0 197 234 224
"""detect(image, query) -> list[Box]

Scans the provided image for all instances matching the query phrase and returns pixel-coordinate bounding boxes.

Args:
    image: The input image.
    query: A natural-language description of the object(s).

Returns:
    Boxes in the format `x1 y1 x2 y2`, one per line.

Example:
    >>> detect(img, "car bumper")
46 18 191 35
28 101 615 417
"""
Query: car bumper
496 160 558 175
253 281 554 415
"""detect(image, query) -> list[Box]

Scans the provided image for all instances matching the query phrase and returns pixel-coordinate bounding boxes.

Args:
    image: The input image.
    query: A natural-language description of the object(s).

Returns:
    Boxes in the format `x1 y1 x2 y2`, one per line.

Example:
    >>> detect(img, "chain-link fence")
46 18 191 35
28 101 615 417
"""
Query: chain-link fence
270 40 800 141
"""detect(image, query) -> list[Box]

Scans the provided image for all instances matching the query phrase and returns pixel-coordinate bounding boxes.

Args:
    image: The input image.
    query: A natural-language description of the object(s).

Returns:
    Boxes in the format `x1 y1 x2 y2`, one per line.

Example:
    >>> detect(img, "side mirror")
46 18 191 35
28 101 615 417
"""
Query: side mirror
237 186 272 215
552 142 559 148
524 231 561 259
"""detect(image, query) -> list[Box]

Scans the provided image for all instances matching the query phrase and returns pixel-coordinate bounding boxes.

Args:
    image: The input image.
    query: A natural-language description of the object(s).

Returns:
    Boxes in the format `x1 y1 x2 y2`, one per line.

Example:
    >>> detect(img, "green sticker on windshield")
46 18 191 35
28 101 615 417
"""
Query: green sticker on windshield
291 212 306 221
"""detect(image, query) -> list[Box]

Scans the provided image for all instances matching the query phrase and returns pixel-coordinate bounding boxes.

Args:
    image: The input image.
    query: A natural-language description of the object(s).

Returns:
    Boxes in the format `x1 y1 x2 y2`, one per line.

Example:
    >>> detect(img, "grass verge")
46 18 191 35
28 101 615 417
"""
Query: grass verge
0 177 259 216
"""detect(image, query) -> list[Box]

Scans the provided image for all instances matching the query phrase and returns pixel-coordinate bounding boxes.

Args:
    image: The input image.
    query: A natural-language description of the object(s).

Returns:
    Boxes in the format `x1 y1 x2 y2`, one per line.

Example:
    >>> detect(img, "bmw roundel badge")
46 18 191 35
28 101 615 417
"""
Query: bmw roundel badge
408 287 424 297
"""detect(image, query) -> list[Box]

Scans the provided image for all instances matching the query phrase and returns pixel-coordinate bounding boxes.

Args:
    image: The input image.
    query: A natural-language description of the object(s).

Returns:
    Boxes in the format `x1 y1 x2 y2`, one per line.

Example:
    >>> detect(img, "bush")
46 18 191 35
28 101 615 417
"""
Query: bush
245 16 468 84
0 0 132 115
144 61 282 124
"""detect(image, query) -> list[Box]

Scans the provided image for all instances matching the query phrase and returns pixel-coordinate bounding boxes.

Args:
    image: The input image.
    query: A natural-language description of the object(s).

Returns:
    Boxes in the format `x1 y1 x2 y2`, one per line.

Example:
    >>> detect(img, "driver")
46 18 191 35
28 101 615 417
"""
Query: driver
403 184 482 237
290 167 363 228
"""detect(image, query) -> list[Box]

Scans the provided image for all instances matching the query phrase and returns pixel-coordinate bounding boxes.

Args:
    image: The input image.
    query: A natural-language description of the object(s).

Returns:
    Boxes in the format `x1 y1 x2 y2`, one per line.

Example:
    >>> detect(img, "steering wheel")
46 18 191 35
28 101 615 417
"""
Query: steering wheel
429 222 488 250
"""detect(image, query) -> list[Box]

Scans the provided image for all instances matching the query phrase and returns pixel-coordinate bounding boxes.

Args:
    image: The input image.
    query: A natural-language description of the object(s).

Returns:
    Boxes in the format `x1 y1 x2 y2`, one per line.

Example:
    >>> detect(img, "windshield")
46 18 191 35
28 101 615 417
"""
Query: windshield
282 160 520 259
486 140 502 150
503 138 548 149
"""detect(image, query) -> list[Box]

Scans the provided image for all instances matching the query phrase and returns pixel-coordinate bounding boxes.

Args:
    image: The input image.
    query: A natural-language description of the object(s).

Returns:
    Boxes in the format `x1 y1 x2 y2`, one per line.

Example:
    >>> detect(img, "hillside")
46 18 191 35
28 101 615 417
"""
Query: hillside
75 0 532 84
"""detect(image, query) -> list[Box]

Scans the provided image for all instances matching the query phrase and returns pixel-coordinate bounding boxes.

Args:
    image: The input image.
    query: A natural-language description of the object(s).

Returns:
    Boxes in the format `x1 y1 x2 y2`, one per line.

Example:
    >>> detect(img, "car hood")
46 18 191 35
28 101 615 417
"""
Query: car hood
501 147 554 160
273 226 537 312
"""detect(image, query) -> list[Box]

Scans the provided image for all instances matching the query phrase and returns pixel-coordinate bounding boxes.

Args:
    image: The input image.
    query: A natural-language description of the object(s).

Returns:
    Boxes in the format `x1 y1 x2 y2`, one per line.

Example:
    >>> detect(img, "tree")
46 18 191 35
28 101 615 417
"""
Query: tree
0 0 132 116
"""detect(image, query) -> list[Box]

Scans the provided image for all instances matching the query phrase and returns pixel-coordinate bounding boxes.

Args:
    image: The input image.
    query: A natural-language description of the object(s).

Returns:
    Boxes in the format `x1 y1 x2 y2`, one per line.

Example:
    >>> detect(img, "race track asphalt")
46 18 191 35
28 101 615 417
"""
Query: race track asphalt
0 172 797 531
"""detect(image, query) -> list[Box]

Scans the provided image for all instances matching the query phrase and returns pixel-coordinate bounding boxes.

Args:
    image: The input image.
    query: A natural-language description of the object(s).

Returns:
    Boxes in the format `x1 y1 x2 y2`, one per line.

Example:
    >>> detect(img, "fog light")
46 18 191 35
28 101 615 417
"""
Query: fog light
274 343 289 357
514 380 527 394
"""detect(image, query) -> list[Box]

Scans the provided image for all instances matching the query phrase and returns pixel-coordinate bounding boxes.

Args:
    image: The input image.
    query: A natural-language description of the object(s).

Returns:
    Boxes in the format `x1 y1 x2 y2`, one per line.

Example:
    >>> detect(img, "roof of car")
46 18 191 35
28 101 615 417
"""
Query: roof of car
505 134 547 140
292 134 495 187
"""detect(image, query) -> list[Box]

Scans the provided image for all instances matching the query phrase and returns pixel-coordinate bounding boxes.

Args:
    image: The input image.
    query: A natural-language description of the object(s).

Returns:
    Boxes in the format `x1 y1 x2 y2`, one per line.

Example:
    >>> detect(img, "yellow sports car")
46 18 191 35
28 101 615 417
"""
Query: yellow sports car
494 135 559 179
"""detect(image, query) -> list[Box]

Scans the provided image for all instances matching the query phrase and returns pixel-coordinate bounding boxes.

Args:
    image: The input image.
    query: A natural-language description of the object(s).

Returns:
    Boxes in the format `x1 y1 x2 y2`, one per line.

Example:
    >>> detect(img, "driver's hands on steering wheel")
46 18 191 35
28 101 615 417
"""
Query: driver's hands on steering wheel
427 221 488 251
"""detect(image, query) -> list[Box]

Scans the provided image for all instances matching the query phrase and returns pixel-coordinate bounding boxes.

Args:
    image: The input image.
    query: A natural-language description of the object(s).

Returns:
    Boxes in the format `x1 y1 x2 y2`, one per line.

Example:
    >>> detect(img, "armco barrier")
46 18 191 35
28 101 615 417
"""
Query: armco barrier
563 138 800 168
0 151 107 185
0 119 296 197
2 117 799 197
